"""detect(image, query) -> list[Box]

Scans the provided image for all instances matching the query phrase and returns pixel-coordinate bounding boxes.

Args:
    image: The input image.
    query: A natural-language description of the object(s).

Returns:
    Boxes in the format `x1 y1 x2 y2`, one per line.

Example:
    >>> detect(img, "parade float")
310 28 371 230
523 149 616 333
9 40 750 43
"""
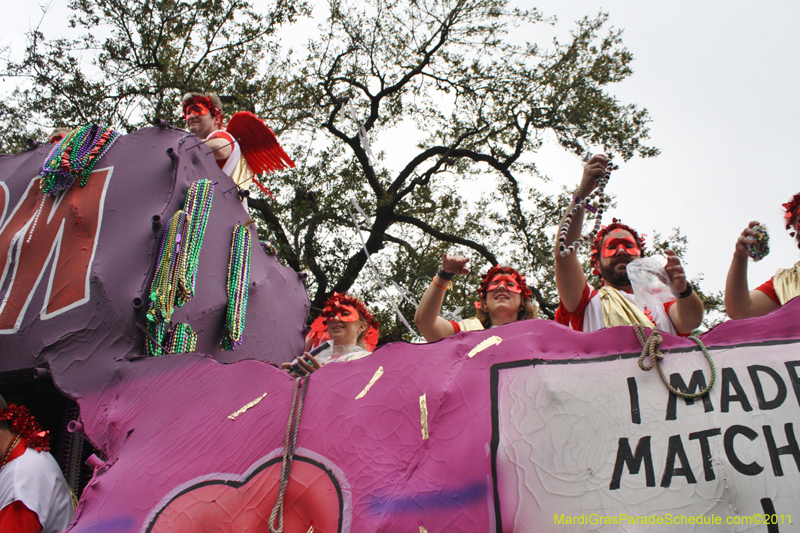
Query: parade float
0 125 797 532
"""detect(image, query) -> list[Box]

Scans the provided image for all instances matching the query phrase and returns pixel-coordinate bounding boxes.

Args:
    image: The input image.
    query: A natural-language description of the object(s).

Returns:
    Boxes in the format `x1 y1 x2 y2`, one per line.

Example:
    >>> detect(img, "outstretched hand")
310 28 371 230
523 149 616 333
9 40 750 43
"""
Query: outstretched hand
733 221 761 259
664 249 689 293
441 253 470 276
577 154 608 198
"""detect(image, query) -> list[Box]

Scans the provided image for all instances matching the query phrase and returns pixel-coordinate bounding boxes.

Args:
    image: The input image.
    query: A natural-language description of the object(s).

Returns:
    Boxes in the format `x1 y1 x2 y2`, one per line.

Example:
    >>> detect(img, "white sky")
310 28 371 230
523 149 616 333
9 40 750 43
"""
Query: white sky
3 0 800 302
526 0 800 298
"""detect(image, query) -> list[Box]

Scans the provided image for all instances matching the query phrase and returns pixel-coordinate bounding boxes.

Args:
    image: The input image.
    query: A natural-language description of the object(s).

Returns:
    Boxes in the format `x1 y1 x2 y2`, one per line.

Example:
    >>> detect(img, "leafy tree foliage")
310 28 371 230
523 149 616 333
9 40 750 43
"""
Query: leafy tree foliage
4 0 707 343
0 0 309 152
253 0 660 340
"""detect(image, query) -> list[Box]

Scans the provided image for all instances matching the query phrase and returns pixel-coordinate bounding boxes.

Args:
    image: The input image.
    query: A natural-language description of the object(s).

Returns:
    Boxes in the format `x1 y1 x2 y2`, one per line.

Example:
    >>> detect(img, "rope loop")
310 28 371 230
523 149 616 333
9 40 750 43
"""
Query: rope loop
269 376 309 533
633 324 716 400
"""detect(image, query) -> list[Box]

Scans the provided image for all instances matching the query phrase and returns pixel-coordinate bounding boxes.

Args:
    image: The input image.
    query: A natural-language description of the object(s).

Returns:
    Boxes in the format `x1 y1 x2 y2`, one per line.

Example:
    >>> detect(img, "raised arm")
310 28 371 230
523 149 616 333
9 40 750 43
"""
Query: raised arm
554 154 607 312
725 222 780 319
663 249 704 333
205 131 234 161
414 254 470 342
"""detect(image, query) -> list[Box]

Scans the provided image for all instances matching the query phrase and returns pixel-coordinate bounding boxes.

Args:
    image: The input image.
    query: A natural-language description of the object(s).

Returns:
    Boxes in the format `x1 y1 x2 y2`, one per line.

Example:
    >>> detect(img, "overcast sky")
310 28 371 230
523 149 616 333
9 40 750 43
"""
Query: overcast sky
4 1 799 305
527 1 800 300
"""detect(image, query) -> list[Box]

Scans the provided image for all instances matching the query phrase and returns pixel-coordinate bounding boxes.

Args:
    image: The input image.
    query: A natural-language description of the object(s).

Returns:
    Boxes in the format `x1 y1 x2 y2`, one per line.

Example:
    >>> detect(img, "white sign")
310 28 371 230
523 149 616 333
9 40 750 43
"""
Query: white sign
494 342 800 532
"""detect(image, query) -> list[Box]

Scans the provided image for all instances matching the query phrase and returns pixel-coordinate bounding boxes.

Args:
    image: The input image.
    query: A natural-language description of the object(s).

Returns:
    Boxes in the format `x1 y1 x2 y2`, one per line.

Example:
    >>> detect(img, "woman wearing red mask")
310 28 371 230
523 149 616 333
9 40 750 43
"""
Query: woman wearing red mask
414 255 538 342
284 293 379 375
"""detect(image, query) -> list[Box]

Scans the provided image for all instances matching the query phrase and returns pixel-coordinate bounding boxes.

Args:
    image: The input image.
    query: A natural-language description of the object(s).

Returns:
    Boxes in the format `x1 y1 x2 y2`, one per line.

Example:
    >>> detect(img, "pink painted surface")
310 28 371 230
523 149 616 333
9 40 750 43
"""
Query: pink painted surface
63 300 800 532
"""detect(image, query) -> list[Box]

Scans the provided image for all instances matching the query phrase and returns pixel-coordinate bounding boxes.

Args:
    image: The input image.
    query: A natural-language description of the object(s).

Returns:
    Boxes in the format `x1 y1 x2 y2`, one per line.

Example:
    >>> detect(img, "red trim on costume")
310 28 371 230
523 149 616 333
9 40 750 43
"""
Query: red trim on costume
448 320 461 333
0 500 43 533
555 284 595 331
5 437 27 464
555 285 679 333
207 130 235 169
755 277 780 305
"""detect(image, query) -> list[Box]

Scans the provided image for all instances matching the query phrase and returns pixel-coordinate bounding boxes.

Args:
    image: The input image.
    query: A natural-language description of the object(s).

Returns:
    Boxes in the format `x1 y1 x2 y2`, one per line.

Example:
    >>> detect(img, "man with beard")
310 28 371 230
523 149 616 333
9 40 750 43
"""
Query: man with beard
553 154 704 333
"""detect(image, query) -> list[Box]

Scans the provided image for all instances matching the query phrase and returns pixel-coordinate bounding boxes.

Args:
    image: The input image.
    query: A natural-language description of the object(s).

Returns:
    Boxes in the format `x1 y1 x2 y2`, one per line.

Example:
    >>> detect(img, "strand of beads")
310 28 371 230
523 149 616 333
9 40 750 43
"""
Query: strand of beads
146 322 168 356
40 124 121 195
167 323 197 354
220 225 251 351
146 210 191 326
558 160 612 257
179 180 215 304
747 223 770 262
29 124 120 242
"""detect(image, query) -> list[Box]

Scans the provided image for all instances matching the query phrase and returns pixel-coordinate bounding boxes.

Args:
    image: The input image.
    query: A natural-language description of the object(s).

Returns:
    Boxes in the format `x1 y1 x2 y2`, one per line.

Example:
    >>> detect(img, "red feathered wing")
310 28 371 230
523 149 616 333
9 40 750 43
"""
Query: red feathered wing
226 111 295 195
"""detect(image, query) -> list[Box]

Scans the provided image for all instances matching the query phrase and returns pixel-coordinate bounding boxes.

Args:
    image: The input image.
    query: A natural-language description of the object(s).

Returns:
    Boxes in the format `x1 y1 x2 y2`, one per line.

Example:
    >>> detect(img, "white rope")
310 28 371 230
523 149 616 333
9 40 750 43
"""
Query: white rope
347 98 375 167
347 201 415 334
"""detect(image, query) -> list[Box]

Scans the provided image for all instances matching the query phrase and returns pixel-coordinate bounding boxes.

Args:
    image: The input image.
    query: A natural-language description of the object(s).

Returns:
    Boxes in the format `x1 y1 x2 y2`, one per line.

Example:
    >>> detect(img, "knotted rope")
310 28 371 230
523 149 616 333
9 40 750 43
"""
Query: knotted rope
269 377 308 533
633 324 716 399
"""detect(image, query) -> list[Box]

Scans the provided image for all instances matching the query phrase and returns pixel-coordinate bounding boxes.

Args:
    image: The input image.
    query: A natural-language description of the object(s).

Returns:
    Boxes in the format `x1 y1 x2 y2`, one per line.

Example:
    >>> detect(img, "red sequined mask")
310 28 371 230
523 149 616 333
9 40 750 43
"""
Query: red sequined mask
321 304 360 324
181 101 210 120
485 274 523 294
180 95 222 123
600 234 642 258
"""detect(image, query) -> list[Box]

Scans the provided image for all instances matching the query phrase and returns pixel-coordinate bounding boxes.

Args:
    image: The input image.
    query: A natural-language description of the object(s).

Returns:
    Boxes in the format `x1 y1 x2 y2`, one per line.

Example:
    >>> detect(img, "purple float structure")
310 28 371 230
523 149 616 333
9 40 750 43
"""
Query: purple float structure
1 127 799 532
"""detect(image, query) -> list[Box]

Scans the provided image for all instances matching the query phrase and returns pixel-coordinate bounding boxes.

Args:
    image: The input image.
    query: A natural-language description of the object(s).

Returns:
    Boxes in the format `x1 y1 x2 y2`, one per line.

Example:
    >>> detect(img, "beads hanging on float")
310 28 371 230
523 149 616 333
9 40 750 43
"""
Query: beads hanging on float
40 125 121 194
167 323 198 354
558 159 612 257
29 124 121 243
147 211 191 325
220 224 251 351
181 180 215 302
144 180 215 356
146 322 169 357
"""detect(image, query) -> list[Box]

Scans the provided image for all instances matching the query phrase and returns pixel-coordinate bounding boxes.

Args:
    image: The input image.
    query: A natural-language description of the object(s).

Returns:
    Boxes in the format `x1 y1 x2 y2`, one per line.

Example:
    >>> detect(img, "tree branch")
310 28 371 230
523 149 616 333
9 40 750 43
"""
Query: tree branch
247 196 300 271
392 213 498 265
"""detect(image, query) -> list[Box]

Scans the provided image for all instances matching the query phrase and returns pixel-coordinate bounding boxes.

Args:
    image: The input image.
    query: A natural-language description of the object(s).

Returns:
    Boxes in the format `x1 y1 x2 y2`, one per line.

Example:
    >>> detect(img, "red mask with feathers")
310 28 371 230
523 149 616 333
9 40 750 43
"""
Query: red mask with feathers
181 95 223 124
317 293 380 351
475 266 531 309
590 218 646 277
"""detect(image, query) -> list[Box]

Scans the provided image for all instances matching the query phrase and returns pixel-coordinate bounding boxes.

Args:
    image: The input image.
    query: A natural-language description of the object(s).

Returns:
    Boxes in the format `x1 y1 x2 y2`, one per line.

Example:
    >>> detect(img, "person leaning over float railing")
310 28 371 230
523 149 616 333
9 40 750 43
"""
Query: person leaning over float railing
414 254 538 342
725 191 800 319
283 293 379 376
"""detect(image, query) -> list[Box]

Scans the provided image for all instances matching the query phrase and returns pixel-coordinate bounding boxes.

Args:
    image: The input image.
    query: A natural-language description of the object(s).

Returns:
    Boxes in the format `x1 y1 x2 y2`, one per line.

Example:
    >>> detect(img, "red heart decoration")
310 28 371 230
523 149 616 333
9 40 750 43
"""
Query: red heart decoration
148 456 342 532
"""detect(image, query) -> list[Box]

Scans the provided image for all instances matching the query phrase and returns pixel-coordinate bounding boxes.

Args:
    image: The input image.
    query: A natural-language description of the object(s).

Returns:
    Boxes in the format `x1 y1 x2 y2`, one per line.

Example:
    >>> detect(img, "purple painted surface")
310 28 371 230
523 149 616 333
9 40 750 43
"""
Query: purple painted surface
0 127 309 396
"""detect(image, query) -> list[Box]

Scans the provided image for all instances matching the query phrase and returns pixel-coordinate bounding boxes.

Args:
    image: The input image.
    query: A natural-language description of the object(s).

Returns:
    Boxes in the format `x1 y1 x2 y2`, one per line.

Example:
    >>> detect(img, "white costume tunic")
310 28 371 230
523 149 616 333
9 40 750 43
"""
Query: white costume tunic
0 447 74 533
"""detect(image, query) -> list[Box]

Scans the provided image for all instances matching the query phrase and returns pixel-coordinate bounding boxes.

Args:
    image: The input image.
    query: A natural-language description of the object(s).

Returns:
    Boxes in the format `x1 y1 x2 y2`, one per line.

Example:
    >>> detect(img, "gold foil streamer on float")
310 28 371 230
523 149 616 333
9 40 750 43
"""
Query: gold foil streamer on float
228 392 268 420
420 393 429 440
355 366 384 399
467 335 503 358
